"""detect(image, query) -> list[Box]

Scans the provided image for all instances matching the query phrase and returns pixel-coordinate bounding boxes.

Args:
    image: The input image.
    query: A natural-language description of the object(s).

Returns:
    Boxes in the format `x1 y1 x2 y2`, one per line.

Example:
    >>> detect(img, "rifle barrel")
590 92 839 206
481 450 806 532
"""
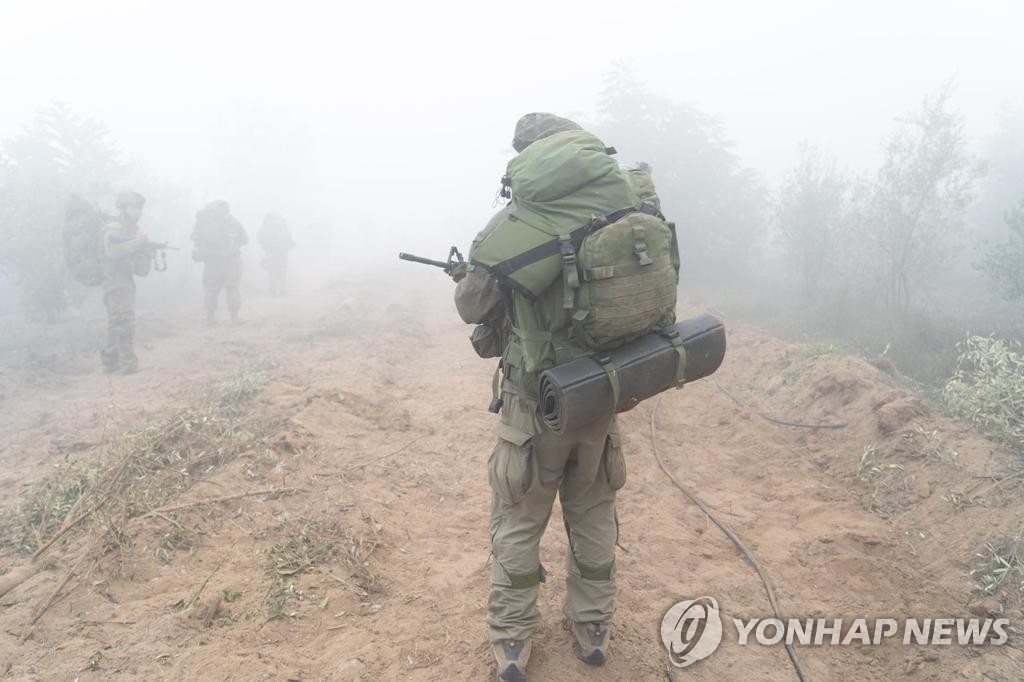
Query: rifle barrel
398 252 448 269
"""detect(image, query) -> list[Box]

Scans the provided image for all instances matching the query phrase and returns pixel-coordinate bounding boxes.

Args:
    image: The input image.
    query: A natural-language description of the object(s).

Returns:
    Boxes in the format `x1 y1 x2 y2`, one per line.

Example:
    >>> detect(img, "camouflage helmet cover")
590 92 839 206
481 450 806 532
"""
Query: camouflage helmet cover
115 190 146 208
512 113 583 152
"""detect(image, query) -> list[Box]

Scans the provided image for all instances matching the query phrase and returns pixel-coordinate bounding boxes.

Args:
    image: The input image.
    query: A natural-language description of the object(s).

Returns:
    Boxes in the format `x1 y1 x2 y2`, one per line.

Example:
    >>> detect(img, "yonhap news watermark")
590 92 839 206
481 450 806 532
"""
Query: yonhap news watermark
661 597 1011 668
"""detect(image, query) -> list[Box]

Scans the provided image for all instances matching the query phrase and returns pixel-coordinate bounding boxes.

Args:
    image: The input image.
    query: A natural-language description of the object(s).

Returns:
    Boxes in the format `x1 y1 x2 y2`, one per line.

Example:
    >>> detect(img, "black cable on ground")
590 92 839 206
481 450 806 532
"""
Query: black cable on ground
713 376 847 430
649 393 808 682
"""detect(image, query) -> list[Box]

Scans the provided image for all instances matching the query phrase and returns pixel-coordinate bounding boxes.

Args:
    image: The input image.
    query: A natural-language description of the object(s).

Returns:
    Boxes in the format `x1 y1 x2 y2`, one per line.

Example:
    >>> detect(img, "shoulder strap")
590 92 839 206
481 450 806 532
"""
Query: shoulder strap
482 203 660 280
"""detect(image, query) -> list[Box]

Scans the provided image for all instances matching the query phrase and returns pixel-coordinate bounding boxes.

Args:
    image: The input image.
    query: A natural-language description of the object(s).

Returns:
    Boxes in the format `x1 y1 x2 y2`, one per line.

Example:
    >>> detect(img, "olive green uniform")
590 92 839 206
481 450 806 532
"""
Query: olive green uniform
100 219 150 371
202 253 244 317
192 201 248 322
456 210 626 644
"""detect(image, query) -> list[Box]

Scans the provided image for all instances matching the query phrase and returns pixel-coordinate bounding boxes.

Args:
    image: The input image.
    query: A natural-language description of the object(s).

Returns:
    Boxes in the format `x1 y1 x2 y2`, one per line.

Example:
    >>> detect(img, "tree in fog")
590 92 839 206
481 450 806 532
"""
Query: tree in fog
775 143 848 297
855 88 981 319
0 103 123 320
597 65 765 278
974 102 1024 239
974 103 1024 303
979 196 1024 302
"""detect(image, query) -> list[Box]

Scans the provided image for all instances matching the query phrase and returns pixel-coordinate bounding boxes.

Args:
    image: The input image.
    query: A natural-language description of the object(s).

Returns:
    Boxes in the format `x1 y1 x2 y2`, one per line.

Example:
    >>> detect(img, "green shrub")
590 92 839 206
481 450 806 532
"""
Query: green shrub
944 335 1024 456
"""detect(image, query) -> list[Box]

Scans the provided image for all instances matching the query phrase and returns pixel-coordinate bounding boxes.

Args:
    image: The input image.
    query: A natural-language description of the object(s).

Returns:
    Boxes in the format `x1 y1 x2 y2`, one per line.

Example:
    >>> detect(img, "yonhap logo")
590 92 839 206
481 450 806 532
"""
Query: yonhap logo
660 596 724 667
658 596 1009 668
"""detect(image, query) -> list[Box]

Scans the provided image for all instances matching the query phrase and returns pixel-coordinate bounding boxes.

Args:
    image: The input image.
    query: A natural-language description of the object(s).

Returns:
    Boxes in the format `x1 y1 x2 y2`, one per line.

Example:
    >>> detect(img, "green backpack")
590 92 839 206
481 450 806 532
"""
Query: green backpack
63 194 108 286
471 131 679 385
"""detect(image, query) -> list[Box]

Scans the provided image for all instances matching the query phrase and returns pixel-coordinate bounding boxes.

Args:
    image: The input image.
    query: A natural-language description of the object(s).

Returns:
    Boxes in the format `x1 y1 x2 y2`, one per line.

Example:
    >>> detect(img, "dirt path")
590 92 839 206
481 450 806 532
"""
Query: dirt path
0 278 1021 680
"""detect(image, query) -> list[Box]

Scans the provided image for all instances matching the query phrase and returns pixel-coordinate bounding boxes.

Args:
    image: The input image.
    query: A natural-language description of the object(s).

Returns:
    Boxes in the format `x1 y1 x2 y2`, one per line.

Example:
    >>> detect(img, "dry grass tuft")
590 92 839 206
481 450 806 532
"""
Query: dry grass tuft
0 369 269 565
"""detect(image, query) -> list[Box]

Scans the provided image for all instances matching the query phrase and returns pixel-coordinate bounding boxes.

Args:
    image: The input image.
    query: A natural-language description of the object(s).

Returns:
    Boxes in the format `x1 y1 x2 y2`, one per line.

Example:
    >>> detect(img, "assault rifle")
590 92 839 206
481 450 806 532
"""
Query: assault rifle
144 241 179 252
143 241 179 272
398 246 464 276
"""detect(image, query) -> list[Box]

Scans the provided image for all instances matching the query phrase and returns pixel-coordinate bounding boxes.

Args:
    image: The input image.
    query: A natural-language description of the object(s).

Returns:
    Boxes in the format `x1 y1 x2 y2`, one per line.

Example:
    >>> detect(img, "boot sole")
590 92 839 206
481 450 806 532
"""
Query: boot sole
574 643 607 666
497 663 528 681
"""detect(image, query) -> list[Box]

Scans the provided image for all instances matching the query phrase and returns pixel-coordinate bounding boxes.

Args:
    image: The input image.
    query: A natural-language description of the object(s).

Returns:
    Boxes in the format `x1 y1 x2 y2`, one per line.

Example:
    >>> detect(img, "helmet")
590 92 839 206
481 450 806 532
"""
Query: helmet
198 200 231 220
512 113 582 153
115 190 146 209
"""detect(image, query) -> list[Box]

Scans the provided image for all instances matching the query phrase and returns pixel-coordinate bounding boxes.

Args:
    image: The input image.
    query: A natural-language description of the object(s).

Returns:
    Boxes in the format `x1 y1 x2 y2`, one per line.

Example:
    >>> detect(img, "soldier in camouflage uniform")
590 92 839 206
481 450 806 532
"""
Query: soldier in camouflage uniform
191 200 248 325
454 114 626 681
100 190 151 374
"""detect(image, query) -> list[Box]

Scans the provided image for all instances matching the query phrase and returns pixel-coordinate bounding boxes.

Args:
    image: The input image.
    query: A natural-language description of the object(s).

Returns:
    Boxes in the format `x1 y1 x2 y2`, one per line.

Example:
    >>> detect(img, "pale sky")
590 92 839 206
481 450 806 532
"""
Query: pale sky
2 0 1021 254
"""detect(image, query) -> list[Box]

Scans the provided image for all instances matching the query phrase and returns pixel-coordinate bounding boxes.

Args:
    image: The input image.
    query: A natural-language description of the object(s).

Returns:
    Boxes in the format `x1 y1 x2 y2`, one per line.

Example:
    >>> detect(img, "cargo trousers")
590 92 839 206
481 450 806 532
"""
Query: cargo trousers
202 256 242 318
101 282 137 371
487 391 625 642
263 252 289 296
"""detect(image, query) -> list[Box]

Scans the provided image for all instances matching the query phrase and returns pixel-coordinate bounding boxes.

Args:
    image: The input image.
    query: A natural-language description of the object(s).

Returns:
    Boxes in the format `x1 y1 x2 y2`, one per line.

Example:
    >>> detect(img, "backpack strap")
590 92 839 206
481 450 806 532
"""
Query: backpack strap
485 203 659 280
489 362 504 413
596 354 621 407
656 327 688 387
477 202 665 304
558 234 579 309
487 222 586 280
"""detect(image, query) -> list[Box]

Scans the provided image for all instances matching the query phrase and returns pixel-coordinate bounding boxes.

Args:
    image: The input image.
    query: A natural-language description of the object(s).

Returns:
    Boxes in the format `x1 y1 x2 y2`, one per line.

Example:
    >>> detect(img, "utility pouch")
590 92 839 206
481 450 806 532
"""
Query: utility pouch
470 323 502 359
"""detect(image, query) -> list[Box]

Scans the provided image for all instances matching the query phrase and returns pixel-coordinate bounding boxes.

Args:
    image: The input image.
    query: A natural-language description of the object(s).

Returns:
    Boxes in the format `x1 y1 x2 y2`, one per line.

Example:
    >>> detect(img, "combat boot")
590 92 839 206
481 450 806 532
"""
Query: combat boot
566 620 610 666
492 638 531 681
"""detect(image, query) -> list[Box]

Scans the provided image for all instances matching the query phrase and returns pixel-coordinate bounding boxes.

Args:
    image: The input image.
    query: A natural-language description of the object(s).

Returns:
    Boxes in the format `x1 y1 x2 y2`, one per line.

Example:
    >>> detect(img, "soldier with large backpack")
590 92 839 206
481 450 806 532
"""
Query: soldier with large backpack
454 114 680 680
64 191 173 373
191 200 248 326
99 191 151 374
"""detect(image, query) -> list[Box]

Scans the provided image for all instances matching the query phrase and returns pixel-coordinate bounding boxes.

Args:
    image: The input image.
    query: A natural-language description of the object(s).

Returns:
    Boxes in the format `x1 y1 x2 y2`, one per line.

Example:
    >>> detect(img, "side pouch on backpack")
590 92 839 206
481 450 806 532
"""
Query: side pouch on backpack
63 194 107 287
574 212 678 349
470 324 501 359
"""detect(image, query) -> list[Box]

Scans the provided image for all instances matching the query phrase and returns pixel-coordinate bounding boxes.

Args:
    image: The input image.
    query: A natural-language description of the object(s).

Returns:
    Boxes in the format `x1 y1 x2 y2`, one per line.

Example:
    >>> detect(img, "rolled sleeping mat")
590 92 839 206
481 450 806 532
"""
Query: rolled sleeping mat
538 314 726 434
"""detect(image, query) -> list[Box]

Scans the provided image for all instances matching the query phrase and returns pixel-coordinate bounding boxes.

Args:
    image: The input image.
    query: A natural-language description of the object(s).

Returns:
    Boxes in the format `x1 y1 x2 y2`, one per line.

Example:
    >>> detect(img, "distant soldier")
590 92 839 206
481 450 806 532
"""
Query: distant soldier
191 200 247 326
258 212 295 296
101 191 151 374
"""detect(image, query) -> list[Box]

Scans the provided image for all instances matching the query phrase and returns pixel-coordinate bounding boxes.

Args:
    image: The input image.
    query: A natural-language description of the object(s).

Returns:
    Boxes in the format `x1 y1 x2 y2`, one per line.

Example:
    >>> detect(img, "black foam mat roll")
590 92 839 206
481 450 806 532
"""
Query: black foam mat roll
538 314 726 434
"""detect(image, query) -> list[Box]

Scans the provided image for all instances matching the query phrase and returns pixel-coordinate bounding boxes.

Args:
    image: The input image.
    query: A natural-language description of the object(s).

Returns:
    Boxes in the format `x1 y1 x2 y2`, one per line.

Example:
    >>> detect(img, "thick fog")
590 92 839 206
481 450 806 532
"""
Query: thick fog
2 0 1023 383
4 1 1020 251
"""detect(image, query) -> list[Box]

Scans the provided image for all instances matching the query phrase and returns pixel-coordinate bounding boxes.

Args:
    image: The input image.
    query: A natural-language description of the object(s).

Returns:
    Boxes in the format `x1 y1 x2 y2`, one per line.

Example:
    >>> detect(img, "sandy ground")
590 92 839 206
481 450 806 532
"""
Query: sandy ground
0 275 1022 680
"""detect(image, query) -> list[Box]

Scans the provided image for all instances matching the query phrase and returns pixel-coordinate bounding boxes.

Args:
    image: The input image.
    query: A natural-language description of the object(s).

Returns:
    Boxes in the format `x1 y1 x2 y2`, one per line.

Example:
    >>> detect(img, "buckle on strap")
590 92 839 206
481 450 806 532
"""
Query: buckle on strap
633 225 653 266
558 234 576 265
